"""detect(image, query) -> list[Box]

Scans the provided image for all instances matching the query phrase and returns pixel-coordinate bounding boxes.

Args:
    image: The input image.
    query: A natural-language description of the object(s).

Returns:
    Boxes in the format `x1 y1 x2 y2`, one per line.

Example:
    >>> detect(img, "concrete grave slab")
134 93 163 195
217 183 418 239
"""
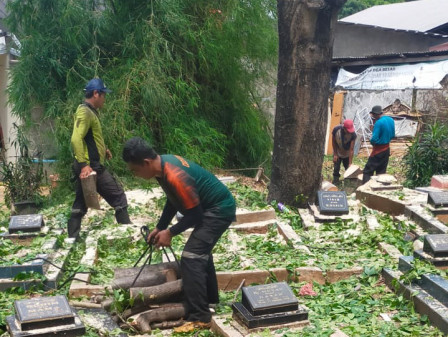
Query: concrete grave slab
357 180 427 216
383 268 448 335
414 250 448 270
298 208 320 230
212 314 309 337
405 205 448 234
217 269 289 291
294 267 325 285
234 209 276 225
230 220 276 234
367 215 381 231
218 176 236 184
344 165 362 179
321 181 338 191
416 186 445 194
326 267 364 283
309 204 354 223
276 222 310 253
378 242 402 261
76 308 127 337
0 237 74 291
331 329 350 337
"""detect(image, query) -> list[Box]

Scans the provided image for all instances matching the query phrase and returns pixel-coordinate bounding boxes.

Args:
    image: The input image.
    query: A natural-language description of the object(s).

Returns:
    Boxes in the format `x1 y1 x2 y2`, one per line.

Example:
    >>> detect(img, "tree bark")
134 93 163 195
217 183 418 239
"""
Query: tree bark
151 319 184 330
112 268 178 290
121 303 151 320
129 303 185 333
130 279 183 305
269 0 346 207
114 261 180 279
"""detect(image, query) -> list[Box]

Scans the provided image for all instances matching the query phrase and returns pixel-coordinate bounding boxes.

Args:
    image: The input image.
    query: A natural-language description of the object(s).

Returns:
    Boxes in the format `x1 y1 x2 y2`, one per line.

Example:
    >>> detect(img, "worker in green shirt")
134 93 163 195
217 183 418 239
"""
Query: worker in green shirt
122 137 236 333
68 78 131 238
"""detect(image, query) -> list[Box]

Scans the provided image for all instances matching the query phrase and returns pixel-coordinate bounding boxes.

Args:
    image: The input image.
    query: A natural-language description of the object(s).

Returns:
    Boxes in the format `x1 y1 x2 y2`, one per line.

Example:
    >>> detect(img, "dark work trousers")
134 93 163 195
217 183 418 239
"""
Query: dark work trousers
362 148 390 184
333 156 350 182
68 161 129 238
181 212 233 323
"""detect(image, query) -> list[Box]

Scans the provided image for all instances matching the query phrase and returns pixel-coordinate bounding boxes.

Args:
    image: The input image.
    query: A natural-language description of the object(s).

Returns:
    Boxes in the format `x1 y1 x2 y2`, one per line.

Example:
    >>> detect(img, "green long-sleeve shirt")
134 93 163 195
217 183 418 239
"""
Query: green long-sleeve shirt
71 103 106 168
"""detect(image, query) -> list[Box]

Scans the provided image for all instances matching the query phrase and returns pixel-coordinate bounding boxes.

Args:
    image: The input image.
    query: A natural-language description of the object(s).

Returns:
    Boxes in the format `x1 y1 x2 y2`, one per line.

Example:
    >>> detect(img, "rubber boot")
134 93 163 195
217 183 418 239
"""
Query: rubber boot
115 207 132 224
67 213 83 238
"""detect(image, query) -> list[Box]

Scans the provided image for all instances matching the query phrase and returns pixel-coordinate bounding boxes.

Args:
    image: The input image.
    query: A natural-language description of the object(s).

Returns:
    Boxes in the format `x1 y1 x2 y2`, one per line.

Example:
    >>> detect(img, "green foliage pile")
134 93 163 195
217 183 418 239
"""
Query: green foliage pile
340 0 406 18
403 123 448 188
298 274 443 336
6 0 277 175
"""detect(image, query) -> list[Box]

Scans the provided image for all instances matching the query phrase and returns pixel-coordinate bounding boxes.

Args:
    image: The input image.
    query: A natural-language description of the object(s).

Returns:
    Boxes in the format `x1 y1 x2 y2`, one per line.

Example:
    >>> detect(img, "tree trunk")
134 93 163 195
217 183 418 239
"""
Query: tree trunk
130 279 183 305
269 0 347 207
114 261 180 279
112 268 178 290
129 303 185 333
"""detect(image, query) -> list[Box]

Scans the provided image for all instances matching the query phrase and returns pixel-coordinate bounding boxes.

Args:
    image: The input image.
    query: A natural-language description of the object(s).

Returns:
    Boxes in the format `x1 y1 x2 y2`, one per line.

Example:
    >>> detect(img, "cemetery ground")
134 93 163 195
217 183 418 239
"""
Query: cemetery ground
0 155 446 336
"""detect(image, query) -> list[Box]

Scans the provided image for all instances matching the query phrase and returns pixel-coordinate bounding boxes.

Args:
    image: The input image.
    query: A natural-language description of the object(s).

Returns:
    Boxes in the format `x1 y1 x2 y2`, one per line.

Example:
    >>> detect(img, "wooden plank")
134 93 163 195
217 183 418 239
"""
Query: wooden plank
234 209 276 225
69 284 109 298
326 91 345 155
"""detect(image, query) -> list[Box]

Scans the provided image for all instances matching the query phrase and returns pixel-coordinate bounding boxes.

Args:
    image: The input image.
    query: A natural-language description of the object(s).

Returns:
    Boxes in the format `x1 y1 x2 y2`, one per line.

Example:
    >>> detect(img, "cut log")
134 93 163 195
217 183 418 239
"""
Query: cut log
151 319 184 330
101 298 114 311
112 268 177 290
129 303 185 333
130 279 183 305
114 261 180 280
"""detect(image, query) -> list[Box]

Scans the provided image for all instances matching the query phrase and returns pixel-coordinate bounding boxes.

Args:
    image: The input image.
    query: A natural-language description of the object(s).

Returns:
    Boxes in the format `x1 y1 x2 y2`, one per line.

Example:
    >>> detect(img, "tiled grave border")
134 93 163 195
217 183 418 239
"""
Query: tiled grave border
69 214 367 298
383 267 448 335
211 313 310 337
0 236 75 291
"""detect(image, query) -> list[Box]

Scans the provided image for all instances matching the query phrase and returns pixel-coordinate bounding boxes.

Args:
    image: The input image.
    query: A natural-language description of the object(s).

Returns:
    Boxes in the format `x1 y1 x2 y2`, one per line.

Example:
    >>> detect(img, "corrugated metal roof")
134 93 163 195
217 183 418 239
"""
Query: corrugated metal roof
340 0 448 33
332 49 448 67
338 21 448 38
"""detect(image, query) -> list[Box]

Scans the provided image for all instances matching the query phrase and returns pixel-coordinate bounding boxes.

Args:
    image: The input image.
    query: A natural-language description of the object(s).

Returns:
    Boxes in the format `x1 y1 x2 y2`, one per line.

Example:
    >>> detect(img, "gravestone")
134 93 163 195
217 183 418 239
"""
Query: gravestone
415 234 448 268
428 191 448 209
6 295 85 337
9 214 44 234
423 234 448 258
232 282 308 329
317 191 349 215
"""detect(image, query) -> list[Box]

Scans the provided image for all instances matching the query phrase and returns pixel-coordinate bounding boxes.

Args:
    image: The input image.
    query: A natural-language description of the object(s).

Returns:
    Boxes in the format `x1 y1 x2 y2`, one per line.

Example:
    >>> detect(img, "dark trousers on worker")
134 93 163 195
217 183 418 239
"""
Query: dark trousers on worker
181 212 233 323
333 156 350 182
68 161 130 238
362 148 390 184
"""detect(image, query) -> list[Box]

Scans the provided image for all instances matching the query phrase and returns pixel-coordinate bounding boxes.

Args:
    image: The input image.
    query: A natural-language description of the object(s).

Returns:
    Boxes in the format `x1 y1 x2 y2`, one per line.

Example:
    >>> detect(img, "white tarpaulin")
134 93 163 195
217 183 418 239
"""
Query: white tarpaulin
336 60 448 90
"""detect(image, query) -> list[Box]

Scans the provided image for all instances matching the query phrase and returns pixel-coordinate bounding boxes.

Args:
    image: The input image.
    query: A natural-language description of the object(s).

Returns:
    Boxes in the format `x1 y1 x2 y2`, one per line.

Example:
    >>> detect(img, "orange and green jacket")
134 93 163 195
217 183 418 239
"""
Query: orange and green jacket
156 155 236 235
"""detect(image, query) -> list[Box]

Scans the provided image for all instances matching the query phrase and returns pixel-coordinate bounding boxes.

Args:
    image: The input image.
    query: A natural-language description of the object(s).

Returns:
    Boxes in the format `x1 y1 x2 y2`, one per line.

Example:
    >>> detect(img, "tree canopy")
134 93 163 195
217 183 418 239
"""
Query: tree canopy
6 0 277 175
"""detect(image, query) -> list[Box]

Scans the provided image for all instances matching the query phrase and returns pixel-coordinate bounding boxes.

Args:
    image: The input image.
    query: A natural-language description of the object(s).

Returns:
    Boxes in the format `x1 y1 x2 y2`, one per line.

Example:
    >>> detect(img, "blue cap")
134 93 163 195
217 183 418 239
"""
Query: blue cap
84 78 112 93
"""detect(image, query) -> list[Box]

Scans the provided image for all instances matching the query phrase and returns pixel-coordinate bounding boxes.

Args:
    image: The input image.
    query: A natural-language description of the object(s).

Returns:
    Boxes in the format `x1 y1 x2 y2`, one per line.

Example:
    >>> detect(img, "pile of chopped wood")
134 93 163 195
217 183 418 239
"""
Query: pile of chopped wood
101 261 185 333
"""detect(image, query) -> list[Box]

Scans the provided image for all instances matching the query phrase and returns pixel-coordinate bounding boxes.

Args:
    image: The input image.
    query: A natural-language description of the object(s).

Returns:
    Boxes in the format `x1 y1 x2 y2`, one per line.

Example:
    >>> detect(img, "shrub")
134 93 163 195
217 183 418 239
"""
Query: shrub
6 0 277 173
403 122 448 188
